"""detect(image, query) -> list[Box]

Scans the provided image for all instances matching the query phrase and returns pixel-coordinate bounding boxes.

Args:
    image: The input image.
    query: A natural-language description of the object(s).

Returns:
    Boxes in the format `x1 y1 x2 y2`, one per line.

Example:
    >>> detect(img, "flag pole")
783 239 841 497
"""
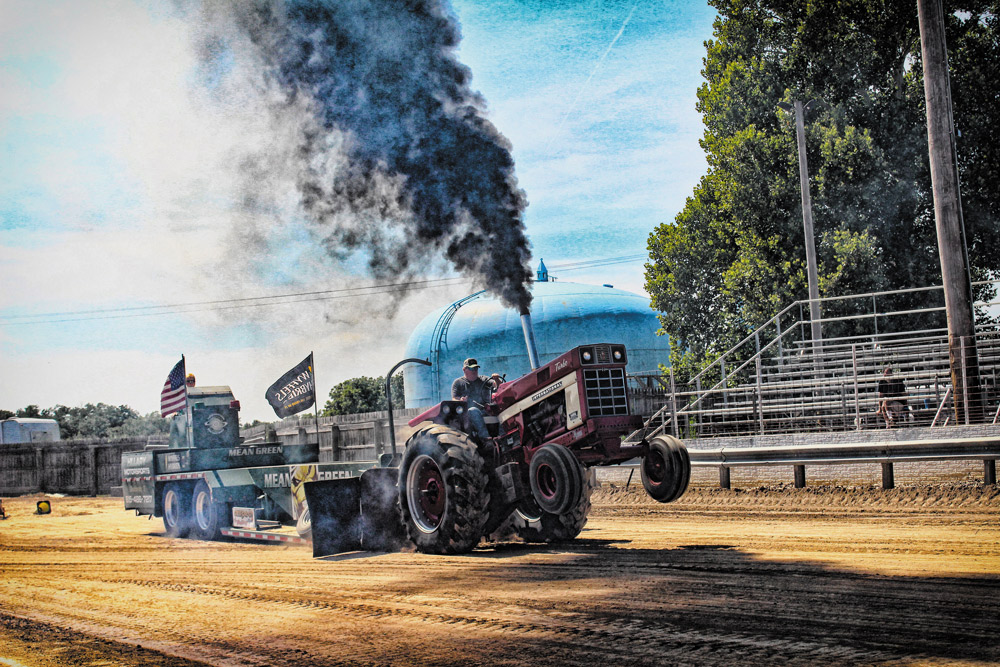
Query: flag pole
311 352 320 445
182 354 193 449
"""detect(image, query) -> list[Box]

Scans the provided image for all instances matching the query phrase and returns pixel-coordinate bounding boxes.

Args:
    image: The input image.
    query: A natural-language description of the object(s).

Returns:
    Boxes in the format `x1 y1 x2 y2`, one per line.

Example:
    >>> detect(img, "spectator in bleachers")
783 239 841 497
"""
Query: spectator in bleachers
877 366 907 428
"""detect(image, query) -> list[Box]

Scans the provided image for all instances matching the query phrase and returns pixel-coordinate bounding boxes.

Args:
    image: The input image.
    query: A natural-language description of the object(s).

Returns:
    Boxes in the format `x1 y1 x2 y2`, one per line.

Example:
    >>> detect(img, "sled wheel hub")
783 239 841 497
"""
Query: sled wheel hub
194 489 211 532
165 493 180 526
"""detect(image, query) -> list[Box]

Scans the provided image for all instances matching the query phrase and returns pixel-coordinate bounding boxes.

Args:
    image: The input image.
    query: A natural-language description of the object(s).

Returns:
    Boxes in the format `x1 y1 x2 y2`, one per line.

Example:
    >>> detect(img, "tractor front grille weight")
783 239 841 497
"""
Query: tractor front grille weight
584 368 629 416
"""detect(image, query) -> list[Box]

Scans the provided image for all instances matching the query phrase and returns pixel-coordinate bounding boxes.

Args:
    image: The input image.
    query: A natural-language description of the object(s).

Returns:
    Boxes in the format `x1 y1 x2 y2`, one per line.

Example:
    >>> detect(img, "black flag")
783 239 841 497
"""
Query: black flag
265 353 316 418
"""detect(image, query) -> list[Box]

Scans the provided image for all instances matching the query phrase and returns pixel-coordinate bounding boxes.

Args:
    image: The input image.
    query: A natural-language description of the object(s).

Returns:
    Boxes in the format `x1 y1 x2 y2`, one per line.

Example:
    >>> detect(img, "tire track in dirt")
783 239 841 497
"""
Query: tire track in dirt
87 573 904 665
0 612 213 667
5 551 995 664
6 546 998 663
2 490 998 665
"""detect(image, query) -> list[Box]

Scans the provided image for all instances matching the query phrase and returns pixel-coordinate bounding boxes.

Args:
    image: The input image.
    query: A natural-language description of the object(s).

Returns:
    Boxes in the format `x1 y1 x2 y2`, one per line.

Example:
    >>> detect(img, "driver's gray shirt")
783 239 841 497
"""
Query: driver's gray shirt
451 376 491 408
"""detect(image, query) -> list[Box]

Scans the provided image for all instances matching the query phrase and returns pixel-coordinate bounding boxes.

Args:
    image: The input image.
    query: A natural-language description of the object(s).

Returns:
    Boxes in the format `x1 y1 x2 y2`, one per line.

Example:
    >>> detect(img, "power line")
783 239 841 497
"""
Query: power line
548 254 646 273
0 278 467 326
0 276 463 322
1 253 648 326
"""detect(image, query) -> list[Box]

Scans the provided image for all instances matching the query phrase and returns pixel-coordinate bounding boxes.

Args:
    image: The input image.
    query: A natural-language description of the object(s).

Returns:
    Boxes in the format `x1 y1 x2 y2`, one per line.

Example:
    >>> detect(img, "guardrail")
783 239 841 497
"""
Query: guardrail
688 437 1000 489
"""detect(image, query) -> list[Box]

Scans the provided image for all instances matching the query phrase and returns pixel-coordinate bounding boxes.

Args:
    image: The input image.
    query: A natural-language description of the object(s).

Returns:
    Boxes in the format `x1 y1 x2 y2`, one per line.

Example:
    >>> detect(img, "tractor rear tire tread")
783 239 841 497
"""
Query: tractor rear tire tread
399 423 490 554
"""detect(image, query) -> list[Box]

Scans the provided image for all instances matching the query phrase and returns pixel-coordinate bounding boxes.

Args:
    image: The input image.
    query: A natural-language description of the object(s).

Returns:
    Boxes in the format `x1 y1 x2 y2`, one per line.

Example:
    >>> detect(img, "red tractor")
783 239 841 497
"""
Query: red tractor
307 343 690 555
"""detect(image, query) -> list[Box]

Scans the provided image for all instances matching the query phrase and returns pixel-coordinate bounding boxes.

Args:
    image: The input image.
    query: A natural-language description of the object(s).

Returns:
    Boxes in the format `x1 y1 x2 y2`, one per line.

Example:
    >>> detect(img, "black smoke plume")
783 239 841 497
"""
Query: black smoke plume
212 0 533 311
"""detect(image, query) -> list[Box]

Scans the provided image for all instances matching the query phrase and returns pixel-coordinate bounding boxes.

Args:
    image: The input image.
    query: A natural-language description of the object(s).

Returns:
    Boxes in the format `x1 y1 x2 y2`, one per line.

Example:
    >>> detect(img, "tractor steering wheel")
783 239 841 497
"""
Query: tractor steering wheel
487 373 506 393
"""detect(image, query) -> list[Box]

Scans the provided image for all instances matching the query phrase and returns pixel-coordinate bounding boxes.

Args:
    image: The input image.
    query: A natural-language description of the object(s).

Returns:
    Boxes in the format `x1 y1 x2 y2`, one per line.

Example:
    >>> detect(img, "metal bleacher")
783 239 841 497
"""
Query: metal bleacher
627 280 1000 442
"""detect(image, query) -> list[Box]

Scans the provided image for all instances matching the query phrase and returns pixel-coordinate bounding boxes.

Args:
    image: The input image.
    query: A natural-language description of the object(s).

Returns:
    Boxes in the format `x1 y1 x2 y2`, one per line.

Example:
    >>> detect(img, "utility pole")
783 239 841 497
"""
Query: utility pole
918 0 981 423
794 100 823 354
780 100 823 355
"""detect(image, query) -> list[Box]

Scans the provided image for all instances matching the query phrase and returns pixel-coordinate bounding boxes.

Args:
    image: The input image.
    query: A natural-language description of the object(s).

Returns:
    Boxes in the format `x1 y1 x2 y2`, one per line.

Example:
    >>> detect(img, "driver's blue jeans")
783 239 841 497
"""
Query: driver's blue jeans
467 407 489 440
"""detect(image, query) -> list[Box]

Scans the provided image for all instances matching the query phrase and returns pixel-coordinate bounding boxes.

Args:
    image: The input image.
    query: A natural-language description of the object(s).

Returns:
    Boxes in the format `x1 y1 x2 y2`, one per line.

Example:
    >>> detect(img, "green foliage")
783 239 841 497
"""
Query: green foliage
3 403 164 439
106 412 170 439
664 341 722 388
50 404 140 439
16 405 49 418
647 0 1000 369
322 374 405 416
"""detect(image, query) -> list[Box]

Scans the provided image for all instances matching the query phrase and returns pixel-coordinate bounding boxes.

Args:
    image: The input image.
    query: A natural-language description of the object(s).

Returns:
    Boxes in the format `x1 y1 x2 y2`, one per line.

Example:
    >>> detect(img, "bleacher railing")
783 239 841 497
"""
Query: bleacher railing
628 280 1000 441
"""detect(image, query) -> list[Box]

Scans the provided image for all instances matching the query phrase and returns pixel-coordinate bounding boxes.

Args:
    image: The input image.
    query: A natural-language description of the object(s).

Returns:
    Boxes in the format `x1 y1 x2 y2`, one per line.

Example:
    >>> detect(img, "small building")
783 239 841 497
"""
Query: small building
0 418 61 445
403 263 670 407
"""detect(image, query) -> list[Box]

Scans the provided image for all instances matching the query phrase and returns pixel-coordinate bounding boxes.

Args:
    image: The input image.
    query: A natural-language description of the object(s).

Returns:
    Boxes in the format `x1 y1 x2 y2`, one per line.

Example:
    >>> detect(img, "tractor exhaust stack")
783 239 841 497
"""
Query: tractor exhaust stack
519 308 541 370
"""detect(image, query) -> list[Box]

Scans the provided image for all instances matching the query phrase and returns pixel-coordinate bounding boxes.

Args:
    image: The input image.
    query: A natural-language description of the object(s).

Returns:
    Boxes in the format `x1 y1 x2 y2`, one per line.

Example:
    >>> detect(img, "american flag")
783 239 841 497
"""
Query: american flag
160 357 187 417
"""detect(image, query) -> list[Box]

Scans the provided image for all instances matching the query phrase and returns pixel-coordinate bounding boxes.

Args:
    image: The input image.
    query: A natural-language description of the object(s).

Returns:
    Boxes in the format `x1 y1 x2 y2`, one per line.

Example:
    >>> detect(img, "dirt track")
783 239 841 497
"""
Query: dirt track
1 484 998 666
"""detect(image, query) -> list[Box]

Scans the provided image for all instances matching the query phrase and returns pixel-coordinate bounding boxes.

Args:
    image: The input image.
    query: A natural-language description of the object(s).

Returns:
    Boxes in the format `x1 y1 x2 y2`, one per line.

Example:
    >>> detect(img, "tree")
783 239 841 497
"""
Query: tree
2 403 167 439
16 405 51 419
646 0 1000 378
106 412 170 439
47 403 138 439
322 374 405 416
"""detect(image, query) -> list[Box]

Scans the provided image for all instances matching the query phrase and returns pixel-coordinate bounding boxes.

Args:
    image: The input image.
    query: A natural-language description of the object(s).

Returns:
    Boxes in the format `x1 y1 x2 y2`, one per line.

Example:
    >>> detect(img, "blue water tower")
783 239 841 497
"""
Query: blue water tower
402 266 670 408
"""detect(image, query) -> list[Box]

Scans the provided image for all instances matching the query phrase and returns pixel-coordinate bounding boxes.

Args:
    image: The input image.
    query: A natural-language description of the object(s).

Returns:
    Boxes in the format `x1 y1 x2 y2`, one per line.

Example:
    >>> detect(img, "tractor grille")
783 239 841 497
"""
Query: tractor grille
583 368 629 416
593 344 612 364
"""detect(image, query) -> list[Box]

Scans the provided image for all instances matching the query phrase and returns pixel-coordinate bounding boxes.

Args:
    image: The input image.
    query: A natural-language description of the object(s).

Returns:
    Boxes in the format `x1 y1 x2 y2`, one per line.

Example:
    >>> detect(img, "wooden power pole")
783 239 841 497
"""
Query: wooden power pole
917 0 981 423
793 100 823 354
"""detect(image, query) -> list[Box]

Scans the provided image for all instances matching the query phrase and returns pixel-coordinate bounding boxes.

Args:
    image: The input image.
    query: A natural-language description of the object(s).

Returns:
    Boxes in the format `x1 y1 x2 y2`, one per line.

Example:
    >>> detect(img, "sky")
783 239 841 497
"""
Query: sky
0 0 718 422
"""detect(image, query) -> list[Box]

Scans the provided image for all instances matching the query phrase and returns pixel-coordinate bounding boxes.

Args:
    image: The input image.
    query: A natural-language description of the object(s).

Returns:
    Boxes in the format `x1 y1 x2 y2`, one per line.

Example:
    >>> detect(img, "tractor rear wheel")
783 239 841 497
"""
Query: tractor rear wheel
509 467 595 543
398 422 490 554
641 435 690 503
162 482 191 538
529 444 584 515
191 480 225 541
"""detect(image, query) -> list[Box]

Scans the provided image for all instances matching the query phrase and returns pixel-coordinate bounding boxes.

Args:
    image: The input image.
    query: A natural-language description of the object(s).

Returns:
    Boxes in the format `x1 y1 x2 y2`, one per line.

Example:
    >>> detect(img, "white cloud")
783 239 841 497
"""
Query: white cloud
0 1 463 418
1 0 715 418
0 280 469 421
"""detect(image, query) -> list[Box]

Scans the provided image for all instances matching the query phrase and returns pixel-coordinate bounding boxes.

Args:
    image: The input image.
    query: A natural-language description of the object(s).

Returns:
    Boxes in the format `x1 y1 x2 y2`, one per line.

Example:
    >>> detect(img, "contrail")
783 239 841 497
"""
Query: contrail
544 1 641 153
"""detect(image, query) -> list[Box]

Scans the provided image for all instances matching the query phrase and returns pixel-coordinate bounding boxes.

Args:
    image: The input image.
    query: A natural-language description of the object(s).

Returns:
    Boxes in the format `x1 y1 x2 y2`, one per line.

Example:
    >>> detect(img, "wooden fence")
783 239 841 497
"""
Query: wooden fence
245 408 428 462
0 408 429 496
0 438 156 496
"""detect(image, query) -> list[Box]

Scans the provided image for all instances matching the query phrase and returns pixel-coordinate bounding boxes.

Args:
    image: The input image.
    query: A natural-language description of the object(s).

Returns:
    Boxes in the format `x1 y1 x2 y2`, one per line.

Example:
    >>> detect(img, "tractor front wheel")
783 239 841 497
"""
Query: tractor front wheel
398 423 490 554
528 444 584 515
641 435 691 503
162 482 191 538
509 468 595 543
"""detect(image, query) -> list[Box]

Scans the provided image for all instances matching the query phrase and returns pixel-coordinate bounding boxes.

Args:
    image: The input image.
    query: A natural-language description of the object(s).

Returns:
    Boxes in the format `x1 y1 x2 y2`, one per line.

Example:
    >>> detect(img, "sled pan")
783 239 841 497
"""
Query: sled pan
304 467 407 558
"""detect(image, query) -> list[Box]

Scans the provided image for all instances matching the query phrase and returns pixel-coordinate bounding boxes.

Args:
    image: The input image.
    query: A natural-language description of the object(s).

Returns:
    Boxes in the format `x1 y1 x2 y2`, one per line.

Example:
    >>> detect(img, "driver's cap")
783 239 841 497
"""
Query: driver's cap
463 358 479 369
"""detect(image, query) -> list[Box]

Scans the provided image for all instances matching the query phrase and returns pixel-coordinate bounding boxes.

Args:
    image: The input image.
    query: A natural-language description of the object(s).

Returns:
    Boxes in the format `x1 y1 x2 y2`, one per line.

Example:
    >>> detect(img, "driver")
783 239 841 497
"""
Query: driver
452 358 501 440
